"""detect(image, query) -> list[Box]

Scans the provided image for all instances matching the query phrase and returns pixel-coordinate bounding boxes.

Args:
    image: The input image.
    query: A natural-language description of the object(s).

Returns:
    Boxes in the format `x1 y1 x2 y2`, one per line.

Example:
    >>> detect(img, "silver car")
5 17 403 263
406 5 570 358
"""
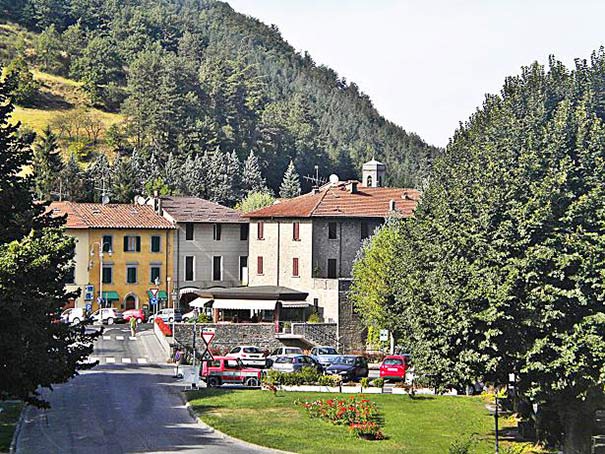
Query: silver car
271 355 323 373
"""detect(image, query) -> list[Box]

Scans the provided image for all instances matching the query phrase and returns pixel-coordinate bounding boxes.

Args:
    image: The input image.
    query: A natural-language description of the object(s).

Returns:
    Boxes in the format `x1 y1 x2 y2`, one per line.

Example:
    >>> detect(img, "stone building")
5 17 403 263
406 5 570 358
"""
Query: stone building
244 161 419 350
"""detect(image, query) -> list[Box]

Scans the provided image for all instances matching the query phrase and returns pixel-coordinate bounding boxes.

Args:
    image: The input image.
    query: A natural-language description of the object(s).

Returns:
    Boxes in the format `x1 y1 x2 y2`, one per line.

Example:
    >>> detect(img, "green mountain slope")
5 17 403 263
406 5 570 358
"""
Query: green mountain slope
0 0 439 202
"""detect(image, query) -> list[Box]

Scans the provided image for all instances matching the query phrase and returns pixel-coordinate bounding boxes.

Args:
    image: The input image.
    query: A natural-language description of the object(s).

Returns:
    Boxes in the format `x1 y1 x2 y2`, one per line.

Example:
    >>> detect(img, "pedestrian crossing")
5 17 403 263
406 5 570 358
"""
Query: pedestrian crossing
101 335 138 341
89 356 149 365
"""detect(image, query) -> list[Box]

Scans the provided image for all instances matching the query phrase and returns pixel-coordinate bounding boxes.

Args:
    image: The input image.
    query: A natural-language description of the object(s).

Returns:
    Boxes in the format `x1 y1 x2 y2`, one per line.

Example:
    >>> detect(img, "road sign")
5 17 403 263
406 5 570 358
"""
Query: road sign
201 350 214 361
85 285 94 301
85 303 92 311
150 296 158 306
201 327 216 346
149 288 159 298
379 329 389 342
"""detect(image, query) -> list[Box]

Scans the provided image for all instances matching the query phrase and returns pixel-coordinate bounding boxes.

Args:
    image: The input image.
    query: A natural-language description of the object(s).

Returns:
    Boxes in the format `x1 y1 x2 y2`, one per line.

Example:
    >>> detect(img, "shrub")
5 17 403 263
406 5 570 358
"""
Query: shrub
371 378 384 388
317 374 342 387
307 312 321 323
360 377 370 388
448 435 476 454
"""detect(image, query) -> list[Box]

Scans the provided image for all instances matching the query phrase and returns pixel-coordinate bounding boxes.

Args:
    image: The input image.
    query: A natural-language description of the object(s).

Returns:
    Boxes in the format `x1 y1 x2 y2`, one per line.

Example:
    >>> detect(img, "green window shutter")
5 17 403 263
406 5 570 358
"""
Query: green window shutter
136 236 141 252
123 236 128 252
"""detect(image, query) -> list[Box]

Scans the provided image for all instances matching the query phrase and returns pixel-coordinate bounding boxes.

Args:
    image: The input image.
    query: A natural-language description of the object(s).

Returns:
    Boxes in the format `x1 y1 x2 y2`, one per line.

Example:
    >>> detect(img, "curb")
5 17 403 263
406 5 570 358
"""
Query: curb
180 393 294 454
9 403 26 454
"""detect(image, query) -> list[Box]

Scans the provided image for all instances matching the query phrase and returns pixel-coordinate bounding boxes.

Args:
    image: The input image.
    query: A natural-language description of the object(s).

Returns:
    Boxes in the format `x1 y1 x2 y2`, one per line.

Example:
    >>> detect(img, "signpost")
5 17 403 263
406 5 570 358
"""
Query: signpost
84 284 94 302
149 287 159 313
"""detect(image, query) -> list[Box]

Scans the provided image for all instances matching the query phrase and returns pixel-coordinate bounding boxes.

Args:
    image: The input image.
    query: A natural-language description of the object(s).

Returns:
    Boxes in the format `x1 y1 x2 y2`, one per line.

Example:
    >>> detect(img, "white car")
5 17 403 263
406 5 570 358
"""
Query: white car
267 346 304 366
90 308 123 325
225 345 267 368
61 307 87 325
148 308 182 323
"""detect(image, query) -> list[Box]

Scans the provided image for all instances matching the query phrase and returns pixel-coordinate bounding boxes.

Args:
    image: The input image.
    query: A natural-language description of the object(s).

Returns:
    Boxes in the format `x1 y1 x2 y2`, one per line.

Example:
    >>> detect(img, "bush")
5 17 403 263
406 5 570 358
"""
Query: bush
448 435 476 454
360 377 370 388
370 378 384 388
262 367 323 387
317 374 342 387
307 312 321 323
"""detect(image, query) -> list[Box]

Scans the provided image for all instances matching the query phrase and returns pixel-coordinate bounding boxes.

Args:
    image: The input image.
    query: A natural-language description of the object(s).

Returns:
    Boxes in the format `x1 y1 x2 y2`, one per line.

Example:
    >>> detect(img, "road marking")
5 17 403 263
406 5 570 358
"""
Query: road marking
137 358 147 364
103 336 111 340
129 337 137 341
116 335 124 340
121 358 131 364
89 357 99 363
105 357 115 363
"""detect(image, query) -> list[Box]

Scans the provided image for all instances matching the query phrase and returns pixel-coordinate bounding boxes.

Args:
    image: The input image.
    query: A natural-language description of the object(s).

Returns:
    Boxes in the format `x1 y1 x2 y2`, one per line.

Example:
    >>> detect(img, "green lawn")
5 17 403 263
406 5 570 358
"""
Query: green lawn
0 401 23 453
187 389 535 454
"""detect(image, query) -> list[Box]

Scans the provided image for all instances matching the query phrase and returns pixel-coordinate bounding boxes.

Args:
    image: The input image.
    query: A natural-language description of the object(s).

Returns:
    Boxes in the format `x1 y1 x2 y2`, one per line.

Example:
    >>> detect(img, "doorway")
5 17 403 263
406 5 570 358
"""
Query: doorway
125 294 137 310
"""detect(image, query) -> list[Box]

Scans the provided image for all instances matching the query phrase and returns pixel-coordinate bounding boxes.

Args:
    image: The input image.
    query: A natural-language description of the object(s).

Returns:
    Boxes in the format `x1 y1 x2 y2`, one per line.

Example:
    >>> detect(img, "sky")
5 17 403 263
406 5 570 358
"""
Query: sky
227 0 605 147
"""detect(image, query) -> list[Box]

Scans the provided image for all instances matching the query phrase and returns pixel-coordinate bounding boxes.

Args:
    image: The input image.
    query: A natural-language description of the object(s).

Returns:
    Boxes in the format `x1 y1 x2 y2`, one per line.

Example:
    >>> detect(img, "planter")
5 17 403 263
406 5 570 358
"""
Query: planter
360 387 383 394
341 386 362 394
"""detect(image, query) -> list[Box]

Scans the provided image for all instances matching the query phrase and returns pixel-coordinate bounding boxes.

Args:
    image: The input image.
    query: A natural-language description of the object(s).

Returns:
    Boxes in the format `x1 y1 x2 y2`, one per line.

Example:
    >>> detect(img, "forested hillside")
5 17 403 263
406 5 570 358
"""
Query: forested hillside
0 0 439 205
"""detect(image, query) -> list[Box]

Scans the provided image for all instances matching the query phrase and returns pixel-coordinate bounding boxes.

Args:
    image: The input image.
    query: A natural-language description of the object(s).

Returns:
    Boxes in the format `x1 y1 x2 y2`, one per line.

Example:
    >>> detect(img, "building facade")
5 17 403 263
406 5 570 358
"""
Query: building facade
49 202 174 311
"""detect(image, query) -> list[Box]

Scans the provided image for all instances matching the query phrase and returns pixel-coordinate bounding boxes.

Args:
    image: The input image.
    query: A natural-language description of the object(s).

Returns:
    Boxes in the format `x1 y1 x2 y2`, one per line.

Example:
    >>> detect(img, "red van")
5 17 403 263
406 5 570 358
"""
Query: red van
379 355 410 381
201 357 262 388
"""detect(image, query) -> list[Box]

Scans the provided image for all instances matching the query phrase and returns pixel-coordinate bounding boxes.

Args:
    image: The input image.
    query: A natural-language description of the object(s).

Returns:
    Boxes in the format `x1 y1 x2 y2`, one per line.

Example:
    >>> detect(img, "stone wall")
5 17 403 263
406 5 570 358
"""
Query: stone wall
337 280 367 352
292 323 338 347
173 323 283 353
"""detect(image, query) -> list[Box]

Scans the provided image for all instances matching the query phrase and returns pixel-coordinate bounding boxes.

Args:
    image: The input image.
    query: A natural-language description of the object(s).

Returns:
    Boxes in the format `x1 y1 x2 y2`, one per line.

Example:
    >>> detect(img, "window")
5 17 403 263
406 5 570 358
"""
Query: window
257 221 264 240
257 256 264 275
102 265 112 284
185 223 194 241
126 266 137 284
328 222 337 240
212 256 222 281
185 256 194 281
124 236 141 252
213 224 222 241
239 256 248 281
361 222 369 240
292 257 299 277
151 235 161 252
102 235 112 253
240 224 249 241
327 259 337 278
293 222 300 241
366 175 373 187
150 266 160 283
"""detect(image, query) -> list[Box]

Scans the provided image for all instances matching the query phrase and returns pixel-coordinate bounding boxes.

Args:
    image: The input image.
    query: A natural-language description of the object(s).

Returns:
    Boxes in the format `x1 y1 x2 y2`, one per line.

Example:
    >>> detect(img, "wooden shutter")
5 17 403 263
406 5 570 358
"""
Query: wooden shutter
257 256 264 275
136 236 141 252
292 257 299 277
293 222 300 241
123 236 128 252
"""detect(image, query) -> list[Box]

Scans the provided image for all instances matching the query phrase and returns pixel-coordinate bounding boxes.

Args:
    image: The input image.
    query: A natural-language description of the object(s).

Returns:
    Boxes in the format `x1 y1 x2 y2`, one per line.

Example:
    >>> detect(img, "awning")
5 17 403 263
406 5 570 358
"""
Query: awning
102 291 119 301
213 299 277 310
189 297 213 308
280 301 312 309
147 290 168 299
179 287 200 297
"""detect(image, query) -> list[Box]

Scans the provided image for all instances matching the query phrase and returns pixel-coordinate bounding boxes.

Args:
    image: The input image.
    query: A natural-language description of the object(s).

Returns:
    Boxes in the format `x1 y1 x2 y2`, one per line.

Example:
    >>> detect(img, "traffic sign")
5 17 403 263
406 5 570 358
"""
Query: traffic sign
149 288 159 298
201 327 216 346
201 350 214 361
85 303 92 311
379 329 389 342
150 296 158 306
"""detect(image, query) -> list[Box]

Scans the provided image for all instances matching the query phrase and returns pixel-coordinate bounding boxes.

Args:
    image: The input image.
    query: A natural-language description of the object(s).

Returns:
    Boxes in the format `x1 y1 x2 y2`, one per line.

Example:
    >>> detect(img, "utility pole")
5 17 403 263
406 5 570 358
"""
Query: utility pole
494 391 500 454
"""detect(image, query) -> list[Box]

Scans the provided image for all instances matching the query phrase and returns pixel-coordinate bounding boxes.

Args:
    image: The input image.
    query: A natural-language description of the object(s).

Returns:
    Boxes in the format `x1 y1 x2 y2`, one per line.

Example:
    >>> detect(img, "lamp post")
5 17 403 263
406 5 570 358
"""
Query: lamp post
90 241 112 322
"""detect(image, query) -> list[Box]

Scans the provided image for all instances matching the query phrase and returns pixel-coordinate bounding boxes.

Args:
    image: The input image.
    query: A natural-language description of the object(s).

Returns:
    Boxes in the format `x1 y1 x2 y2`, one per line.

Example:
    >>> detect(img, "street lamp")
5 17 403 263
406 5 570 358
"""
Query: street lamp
90 241 112 321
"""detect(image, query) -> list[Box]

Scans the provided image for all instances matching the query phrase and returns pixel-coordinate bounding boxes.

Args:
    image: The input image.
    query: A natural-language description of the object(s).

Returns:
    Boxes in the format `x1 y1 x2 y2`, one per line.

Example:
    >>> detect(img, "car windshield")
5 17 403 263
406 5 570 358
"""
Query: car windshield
275 357 294 364
383 358 404 366
317 348 337 355
243 347 261 353
285 348 301 354
333 356 355 365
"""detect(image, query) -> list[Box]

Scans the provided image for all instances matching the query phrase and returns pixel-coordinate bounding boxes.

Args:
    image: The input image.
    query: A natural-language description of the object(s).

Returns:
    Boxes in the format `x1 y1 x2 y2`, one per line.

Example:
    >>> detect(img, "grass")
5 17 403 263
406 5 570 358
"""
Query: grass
187 389 540 454
0 401 23 453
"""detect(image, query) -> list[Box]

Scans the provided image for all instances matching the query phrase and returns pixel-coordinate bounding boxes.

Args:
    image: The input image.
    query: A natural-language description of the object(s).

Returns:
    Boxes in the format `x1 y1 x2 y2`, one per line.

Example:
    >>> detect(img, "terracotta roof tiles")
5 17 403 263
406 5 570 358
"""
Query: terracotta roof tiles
159 196 245 223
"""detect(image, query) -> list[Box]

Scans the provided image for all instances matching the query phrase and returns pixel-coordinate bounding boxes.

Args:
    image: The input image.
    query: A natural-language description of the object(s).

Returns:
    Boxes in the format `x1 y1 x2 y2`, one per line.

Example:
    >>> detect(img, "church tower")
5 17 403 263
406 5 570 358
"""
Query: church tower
362 159 386 187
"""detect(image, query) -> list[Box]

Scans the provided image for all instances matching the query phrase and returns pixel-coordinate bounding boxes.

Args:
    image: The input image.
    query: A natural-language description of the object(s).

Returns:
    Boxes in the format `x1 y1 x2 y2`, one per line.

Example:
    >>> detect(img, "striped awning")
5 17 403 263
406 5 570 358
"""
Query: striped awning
280 301 312 309
213 299 277 310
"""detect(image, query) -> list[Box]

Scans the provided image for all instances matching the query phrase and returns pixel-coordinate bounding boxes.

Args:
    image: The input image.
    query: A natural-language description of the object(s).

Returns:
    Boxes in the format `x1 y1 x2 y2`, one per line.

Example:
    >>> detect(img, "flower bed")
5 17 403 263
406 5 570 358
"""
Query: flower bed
155 317 172 336
298 395 384 440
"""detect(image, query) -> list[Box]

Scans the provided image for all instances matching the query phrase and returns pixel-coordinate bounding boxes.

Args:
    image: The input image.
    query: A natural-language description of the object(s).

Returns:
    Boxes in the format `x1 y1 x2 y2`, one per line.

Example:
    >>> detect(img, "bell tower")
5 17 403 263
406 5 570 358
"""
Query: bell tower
362 159 386 187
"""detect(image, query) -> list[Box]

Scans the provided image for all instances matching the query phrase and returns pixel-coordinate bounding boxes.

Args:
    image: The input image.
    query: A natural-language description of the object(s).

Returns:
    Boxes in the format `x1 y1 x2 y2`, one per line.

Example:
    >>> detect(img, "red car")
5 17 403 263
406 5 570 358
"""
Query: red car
379 355 410 381
122 309 146 324
201 356 262 388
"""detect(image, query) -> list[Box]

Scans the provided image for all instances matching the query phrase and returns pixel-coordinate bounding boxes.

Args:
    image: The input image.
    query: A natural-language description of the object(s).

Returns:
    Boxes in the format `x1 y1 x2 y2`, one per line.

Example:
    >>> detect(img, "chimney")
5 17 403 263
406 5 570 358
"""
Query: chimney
389 199 396 211
346 181 358 194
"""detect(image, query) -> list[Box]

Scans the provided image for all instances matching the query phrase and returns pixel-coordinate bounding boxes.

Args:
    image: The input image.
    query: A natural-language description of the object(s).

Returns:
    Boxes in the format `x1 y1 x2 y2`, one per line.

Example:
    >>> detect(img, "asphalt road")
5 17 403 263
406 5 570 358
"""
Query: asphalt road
15 324 270 454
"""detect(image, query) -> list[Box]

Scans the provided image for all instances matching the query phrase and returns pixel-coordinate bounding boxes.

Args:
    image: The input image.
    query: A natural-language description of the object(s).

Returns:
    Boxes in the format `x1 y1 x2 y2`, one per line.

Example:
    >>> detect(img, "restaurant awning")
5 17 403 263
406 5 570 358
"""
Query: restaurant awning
179 287 200 297
213 299 277 310
147 290 168 299
102 291 119 301
280 301 312 309
189 297 213 308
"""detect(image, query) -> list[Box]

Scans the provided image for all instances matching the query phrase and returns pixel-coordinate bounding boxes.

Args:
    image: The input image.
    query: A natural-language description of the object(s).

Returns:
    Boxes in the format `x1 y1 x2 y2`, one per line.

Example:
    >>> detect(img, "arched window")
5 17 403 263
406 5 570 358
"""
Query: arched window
366 175 373 187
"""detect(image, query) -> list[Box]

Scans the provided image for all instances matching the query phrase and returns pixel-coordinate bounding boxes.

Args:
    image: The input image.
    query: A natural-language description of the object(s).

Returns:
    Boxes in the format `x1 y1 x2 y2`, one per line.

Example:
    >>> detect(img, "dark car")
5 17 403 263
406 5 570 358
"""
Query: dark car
271 355 323 374
325 355 369 381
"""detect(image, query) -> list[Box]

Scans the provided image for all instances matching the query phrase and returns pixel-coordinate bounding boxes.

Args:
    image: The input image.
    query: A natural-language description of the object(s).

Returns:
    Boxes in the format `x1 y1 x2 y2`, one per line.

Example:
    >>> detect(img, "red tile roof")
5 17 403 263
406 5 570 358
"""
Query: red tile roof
160 196 245 223
245 182 420 219
48 202 174 229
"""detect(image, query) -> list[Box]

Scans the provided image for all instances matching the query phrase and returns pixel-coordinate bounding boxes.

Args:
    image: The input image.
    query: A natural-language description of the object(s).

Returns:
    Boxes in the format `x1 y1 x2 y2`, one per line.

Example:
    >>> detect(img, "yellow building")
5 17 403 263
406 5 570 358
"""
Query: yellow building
49 202 174 311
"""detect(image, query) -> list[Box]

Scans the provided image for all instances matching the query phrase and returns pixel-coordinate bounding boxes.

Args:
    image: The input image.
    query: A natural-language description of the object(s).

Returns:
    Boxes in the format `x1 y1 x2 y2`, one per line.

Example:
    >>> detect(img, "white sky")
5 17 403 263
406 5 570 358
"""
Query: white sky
227 0 605 147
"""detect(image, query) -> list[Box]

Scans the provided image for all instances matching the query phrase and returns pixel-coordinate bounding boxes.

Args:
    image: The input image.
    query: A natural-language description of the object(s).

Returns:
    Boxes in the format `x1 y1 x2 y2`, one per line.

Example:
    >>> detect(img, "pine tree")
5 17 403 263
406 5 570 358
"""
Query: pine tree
163 153 181 194
279 160 301 198
0 75 99 407
32 126 63 200
86 153 111 203
110 156 138 203
206 147 241 206
61 152 87 201
242 150 268 195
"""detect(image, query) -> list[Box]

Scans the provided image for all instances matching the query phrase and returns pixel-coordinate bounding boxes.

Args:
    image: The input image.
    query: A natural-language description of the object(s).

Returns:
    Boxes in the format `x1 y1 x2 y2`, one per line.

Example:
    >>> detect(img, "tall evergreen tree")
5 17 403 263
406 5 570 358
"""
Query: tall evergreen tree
279 160 301 198
85 153 111 202
32 126 63 200
110 156 137 203
242 150 268 195
61 153 87 201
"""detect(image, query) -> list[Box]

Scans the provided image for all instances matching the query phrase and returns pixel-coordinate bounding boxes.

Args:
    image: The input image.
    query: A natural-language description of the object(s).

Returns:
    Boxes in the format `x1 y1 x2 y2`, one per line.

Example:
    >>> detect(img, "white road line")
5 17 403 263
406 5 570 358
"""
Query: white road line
129 337 137 341
121 358 131 364
105 357 115 363
137 358 147 364
103 336 111 340
116 335 124 340
89 357 99 363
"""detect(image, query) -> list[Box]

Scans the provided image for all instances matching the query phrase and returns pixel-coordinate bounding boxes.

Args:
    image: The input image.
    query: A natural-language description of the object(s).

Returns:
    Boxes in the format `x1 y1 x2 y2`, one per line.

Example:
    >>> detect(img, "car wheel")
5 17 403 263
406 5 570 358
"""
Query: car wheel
136 318 142 324
73 318 80 324
245 377 260 387
107 317 114 325
207 376 221 388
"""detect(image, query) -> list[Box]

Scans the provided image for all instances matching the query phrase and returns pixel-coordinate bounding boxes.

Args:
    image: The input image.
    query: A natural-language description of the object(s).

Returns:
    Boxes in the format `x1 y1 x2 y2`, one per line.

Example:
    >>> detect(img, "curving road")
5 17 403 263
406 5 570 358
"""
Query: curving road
15 325 269 454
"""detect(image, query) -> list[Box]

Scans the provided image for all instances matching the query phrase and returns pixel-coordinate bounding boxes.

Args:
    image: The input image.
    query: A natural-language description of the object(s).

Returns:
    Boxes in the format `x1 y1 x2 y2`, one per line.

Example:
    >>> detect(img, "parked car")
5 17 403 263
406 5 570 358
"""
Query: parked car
225 345 267 368
266 346 304 366
271 355 323 374
182 309 198 321
122 309 146 324
310 346 340 368
148 308 182 323
200 357 262 388
325 355 369 381
379 355 410 381
91 308 124 325
60 307 89 325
